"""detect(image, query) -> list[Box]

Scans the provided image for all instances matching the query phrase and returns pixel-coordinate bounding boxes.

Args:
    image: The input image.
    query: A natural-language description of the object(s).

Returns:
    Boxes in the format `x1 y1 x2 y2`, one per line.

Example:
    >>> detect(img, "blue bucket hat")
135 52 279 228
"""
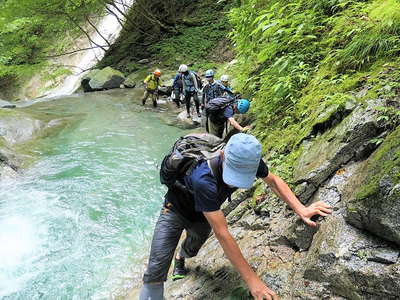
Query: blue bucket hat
222 133 262 189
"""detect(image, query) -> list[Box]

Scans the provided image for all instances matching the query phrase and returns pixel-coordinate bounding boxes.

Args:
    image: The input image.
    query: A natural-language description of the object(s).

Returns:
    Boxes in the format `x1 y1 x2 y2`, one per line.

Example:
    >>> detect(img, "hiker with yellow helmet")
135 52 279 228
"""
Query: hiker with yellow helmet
142 69 163 107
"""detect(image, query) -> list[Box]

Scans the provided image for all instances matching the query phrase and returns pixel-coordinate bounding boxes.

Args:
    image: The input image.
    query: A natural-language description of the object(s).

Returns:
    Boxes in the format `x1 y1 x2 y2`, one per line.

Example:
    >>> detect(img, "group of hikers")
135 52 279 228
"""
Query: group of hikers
139 65 333 300
141 65 251 138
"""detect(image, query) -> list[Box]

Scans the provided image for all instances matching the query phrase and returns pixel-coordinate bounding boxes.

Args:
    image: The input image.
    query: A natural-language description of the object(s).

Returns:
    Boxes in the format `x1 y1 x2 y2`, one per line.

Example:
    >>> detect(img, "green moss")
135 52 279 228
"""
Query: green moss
356 250 368 260
355 126 400 202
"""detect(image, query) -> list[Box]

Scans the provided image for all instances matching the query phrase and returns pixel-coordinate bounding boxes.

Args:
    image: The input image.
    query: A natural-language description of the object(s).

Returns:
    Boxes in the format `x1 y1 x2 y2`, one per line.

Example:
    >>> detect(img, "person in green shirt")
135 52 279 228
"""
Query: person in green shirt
142 69 162 107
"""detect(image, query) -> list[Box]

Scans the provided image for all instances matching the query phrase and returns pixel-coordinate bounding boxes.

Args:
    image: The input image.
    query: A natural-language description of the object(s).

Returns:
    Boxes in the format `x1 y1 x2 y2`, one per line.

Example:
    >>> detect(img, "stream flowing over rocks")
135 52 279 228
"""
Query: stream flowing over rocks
125 98 400 299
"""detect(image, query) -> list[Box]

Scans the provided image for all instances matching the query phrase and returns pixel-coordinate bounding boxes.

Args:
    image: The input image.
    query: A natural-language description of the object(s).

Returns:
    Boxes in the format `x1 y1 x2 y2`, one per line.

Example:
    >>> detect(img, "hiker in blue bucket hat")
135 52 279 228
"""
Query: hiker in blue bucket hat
140 133 332 300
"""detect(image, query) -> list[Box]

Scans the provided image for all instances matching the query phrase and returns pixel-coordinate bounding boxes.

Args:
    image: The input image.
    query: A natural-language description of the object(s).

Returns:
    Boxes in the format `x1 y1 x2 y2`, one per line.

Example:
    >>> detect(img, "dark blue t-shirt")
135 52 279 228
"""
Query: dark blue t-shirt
165 156 269 222
223 106 234 119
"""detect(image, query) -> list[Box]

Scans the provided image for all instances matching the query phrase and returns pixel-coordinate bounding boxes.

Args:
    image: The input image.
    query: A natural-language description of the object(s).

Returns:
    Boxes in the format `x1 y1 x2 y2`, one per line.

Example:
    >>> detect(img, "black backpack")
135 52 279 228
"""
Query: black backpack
205 97 235 124
160 133 225 194
192 71 203 90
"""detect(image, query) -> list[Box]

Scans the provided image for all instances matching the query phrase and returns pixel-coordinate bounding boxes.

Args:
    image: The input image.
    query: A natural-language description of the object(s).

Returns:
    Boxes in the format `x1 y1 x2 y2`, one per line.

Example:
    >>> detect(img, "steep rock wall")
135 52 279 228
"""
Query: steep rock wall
160 101 400 299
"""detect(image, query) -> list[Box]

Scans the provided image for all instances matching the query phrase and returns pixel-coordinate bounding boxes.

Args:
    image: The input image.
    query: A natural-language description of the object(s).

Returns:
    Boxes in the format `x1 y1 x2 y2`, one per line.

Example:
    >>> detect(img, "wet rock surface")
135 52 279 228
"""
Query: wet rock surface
305 216 400 299
0 106 75 178
345 126 400 246
293 100 385 203
176 110 202 129
0 112 45 146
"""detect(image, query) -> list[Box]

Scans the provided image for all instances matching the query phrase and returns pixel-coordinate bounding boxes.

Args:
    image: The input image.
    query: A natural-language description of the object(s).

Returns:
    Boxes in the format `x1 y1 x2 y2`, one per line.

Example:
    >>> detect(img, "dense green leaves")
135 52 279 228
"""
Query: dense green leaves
0 0 106 85
228 0 400 180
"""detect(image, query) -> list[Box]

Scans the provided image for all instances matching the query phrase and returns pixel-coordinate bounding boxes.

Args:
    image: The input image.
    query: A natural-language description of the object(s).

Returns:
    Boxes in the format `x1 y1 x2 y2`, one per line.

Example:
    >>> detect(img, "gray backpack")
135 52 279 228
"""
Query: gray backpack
160 133 225 193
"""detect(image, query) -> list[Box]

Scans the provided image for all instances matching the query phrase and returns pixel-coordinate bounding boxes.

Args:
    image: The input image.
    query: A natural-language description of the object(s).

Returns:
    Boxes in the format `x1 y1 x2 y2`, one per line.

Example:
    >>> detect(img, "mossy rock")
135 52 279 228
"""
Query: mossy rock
122 72 140 88
346 125 400 246
81 69 101 92
88 67 125 90
293 100 383 202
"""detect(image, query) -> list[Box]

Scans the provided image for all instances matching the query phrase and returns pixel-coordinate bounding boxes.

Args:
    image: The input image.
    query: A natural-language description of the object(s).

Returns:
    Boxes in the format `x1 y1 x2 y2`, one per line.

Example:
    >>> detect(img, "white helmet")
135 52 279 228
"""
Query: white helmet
221 74 230 82
178 64 188 72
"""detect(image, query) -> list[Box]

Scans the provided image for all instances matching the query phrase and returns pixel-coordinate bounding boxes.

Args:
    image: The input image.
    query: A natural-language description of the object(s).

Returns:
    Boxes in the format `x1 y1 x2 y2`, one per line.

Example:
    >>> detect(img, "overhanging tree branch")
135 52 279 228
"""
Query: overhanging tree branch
42 45 109 58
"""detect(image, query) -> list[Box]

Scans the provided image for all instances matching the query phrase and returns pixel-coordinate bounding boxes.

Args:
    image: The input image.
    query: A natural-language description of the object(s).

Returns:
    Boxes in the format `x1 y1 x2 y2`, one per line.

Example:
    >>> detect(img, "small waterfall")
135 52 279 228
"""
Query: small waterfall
46 0 135 98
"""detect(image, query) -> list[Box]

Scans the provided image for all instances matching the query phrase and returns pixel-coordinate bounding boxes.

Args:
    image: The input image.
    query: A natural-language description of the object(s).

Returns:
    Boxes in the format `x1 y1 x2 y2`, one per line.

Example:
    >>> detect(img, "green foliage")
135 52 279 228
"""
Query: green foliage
228 0 400 181
99 0 233 73
0 0 106 90
150 21 228 68
332 0 400 70
374 105 400 130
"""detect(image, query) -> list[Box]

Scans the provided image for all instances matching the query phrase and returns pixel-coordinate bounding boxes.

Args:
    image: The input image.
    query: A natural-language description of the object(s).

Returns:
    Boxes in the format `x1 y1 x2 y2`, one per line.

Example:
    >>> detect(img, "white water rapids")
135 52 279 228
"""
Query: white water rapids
46 0 135 98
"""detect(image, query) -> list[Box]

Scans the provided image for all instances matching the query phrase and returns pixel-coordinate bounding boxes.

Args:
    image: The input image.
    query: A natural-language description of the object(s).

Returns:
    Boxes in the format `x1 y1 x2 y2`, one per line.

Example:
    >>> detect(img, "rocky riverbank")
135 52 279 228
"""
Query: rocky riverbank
126 97 400 299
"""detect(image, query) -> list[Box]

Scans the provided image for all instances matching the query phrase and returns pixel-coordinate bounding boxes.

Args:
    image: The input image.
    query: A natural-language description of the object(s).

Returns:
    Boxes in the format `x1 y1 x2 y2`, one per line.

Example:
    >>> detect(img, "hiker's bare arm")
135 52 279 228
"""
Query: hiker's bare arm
204 210 278 300
227 117 250 132
263 172 332 227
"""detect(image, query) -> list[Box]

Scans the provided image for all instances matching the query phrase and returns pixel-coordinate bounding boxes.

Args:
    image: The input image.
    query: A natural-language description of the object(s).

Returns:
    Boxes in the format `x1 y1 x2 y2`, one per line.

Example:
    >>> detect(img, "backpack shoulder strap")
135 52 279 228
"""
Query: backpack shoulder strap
209 156 222 183
209 156 232 202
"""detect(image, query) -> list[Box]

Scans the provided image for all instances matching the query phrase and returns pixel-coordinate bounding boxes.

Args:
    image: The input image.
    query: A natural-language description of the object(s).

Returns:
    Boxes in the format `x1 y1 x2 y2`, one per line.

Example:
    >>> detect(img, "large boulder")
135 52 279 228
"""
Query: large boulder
158 73 175 96
122 72 140 88
87 67 125 91
157 85 172 96
293 100 384 203
345 126 400 246
81 69 100 92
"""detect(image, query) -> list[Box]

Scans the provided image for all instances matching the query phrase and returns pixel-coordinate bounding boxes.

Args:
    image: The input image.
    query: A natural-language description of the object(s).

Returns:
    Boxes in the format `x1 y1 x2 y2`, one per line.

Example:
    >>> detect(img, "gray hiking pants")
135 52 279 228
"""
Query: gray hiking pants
143 208 211 283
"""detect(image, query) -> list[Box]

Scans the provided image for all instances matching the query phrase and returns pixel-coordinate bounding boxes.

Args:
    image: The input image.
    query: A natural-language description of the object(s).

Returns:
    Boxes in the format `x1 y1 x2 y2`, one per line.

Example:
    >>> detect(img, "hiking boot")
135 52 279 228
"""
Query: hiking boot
172 257 187 281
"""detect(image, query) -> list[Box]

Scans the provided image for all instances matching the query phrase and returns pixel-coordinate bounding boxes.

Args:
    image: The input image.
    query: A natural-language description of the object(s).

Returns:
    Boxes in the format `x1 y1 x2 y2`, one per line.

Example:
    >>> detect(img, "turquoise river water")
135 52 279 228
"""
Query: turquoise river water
0 90 186 299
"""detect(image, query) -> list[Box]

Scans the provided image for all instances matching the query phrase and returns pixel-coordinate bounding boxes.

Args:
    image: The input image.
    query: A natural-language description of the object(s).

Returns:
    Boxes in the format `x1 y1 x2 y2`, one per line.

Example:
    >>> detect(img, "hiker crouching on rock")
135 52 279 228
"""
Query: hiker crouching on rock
139 133 332 300
206 97 252 138
142 69 162 107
